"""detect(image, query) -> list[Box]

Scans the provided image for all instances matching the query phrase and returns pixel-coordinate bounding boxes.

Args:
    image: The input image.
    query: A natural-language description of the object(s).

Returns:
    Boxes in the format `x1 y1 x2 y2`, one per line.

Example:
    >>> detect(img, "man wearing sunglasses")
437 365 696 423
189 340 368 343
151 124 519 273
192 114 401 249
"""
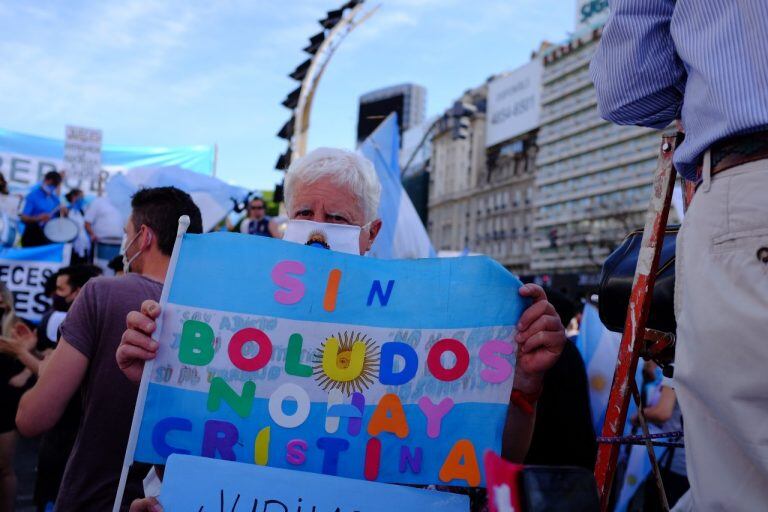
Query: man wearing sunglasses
238 197 280 238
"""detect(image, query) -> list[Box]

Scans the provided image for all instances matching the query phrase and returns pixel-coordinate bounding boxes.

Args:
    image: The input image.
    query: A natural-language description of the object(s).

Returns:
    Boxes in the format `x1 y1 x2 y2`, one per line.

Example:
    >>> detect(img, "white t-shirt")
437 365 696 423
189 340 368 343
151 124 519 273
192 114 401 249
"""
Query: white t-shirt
84 197 123 240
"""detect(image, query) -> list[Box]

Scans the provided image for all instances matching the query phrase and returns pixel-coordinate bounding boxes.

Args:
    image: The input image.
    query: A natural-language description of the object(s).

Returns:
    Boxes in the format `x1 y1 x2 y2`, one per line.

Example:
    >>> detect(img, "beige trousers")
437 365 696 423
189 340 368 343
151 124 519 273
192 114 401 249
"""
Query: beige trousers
674 158 768 511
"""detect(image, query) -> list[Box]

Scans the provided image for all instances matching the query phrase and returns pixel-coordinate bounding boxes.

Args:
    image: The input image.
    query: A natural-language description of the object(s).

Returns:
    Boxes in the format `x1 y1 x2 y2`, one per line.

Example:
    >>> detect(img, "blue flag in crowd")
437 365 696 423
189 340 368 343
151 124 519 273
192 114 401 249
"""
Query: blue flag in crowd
107 165 247 232
575 302 650 509
359 114 435 259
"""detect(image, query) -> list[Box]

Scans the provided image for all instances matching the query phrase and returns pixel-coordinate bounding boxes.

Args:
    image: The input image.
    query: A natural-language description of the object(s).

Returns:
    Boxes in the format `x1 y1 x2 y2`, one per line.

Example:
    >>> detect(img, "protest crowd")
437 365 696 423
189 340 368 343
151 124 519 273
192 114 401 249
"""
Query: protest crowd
0 1 767 511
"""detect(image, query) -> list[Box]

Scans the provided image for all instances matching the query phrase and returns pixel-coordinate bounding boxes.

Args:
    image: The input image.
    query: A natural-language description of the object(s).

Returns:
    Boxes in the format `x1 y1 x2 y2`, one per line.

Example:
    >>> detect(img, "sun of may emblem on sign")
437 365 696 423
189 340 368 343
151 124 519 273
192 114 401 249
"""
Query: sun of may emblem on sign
313 332 381 396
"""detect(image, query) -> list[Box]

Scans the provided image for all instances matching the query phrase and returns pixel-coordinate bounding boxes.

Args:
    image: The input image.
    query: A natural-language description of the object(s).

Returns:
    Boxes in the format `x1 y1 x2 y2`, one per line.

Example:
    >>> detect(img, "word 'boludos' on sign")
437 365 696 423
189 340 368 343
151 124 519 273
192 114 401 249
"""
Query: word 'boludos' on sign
160 453 469 511
63 125 102 183
125 229 528 489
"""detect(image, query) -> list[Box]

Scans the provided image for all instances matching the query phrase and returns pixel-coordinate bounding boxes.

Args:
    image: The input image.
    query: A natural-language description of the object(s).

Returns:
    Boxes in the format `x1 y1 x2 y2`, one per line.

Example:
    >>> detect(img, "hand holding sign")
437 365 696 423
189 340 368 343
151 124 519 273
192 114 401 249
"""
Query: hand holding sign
118 232 566 493
514 284 566 394
118 300 162 383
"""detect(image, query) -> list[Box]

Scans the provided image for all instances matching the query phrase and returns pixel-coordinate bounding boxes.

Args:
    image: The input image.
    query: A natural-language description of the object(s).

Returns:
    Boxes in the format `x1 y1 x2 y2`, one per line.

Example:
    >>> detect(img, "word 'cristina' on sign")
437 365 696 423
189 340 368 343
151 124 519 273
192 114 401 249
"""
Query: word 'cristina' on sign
150 321 516 486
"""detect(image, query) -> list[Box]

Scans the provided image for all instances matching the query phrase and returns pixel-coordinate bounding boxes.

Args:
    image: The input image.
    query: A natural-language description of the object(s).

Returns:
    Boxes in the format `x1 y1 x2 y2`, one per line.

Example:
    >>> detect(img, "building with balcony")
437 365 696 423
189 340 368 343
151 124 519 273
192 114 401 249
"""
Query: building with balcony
427 76 539 275
427 86 487 256
531 28 669 275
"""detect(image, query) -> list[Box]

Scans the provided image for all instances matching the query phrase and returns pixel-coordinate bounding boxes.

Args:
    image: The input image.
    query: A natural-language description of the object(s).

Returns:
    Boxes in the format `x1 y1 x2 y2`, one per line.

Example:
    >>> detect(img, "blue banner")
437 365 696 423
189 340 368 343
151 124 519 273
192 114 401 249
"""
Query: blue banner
0 128 214 194
129 232 528 487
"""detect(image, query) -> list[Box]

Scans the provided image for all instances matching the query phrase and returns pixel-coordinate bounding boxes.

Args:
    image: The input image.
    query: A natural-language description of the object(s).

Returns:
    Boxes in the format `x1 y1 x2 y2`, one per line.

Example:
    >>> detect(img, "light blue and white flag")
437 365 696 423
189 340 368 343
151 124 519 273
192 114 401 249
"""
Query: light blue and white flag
574 302 603 367
576 303 658 510
615 401 667 511
0 243 70 322
121 231 527 504
106 165 247 233
359 114 435 259
0 127 215 195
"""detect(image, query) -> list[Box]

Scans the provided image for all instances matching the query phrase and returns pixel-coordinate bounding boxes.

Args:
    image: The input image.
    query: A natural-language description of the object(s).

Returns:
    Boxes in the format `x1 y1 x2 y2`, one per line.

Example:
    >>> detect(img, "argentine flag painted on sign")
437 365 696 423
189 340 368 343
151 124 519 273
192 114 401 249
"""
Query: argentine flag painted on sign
122 230 527 500
359 114 435 259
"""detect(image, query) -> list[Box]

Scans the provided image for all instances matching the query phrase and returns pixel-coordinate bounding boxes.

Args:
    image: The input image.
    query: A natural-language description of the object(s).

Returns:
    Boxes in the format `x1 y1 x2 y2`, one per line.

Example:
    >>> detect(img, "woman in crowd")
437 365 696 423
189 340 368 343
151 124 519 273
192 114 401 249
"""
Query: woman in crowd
0 283 35 512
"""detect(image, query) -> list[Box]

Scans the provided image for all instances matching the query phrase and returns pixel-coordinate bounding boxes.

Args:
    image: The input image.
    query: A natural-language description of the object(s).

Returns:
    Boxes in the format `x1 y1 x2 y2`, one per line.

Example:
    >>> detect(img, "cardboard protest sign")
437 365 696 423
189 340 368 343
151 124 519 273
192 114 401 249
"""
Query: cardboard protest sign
160 453 469 511
124 229 527 491
64 125 103 182
0 244 70 322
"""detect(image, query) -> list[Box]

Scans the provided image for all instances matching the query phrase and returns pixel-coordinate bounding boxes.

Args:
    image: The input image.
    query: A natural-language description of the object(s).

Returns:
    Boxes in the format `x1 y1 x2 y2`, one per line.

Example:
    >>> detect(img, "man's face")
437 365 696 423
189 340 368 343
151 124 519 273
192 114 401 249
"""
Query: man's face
248 200 266 219
55 274 75 301
289 176 381 255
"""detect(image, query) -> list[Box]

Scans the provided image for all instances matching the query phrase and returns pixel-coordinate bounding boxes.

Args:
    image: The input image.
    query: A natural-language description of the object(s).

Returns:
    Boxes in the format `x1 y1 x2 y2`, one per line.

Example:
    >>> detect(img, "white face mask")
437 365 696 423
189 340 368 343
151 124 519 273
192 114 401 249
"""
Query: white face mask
122 229 151 273
282 219 364 255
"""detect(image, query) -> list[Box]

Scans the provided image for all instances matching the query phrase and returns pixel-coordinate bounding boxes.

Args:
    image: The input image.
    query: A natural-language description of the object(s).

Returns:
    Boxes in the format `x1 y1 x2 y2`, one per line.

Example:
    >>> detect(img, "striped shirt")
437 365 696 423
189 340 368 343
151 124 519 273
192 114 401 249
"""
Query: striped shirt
589 0 768 181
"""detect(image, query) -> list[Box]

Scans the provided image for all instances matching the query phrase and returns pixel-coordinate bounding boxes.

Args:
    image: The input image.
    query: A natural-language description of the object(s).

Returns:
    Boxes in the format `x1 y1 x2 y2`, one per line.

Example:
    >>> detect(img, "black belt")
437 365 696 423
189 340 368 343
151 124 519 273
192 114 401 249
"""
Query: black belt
696 129 768 180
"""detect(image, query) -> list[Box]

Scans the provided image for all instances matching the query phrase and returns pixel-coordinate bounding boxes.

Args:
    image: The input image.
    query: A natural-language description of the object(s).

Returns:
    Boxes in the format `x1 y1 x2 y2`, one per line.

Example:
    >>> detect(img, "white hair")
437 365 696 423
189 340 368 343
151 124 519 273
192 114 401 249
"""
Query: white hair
284 147 381 223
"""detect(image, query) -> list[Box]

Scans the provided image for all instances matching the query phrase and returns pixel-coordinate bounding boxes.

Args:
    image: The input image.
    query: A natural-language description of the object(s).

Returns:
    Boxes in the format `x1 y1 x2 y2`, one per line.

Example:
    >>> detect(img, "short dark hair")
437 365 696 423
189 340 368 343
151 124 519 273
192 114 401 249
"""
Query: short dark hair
43 271 59 297
107 255 124 273
131 187 203 256
44 171 62 186
65 188 83 203
58 264 102 290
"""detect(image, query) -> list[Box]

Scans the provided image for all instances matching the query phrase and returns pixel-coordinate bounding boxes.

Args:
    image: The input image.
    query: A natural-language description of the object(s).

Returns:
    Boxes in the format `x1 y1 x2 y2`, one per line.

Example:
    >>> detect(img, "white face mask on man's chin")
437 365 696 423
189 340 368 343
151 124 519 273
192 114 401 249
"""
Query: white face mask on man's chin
282 219 365 255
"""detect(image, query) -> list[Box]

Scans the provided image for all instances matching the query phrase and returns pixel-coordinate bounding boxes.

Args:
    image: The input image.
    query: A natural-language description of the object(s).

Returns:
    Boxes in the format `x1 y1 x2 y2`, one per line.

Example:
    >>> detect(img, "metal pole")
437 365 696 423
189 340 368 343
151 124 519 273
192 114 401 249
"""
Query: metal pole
213 143 219 177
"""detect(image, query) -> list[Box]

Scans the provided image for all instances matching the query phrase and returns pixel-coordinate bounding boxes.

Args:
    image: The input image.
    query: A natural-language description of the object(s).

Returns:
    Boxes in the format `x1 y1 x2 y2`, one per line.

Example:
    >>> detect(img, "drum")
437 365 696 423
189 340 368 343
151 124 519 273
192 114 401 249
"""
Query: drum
0 213 17 247
43 217 79 243
94 237 122 275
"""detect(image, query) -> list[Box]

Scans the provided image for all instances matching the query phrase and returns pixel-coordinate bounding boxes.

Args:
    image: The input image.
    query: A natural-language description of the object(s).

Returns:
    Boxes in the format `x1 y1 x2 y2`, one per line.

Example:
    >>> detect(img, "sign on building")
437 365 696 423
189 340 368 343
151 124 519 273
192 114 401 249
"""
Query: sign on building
64 125 103 182
576 0 609 32
485 60 542 148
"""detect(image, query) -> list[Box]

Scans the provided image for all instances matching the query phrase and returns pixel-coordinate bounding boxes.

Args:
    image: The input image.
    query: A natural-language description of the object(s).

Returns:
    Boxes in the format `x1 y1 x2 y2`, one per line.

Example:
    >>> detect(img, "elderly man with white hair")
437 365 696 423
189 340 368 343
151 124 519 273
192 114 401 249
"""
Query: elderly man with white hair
280 147 383 255
117 148 565 479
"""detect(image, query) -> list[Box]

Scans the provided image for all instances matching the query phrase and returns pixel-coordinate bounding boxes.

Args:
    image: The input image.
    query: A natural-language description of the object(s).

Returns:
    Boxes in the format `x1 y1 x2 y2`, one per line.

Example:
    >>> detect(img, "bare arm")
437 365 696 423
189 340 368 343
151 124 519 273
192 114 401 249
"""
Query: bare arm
10 346 41 375
0 322 42 374
19 212 50 224
501 284 566 461
84 221 96 241
642 386 677 424
16 338 88 437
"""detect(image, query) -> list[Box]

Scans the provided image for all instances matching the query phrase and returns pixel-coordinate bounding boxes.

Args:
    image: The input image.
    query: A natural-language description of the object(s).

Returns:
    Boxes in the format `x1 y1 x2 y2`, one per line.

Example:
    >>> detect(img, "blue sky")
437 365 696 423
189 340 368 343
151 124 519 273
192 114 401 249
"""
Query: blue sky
0 0 573 191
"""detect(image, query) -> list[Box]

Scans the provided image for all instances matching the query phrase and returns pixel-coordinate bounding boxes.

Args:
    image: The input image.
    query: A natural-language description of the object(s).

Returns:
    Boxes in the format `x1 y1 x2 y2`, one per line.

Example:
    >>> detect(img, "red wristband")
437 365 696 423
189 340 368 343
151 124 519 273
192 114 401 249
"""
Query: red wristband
511 389 541 415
